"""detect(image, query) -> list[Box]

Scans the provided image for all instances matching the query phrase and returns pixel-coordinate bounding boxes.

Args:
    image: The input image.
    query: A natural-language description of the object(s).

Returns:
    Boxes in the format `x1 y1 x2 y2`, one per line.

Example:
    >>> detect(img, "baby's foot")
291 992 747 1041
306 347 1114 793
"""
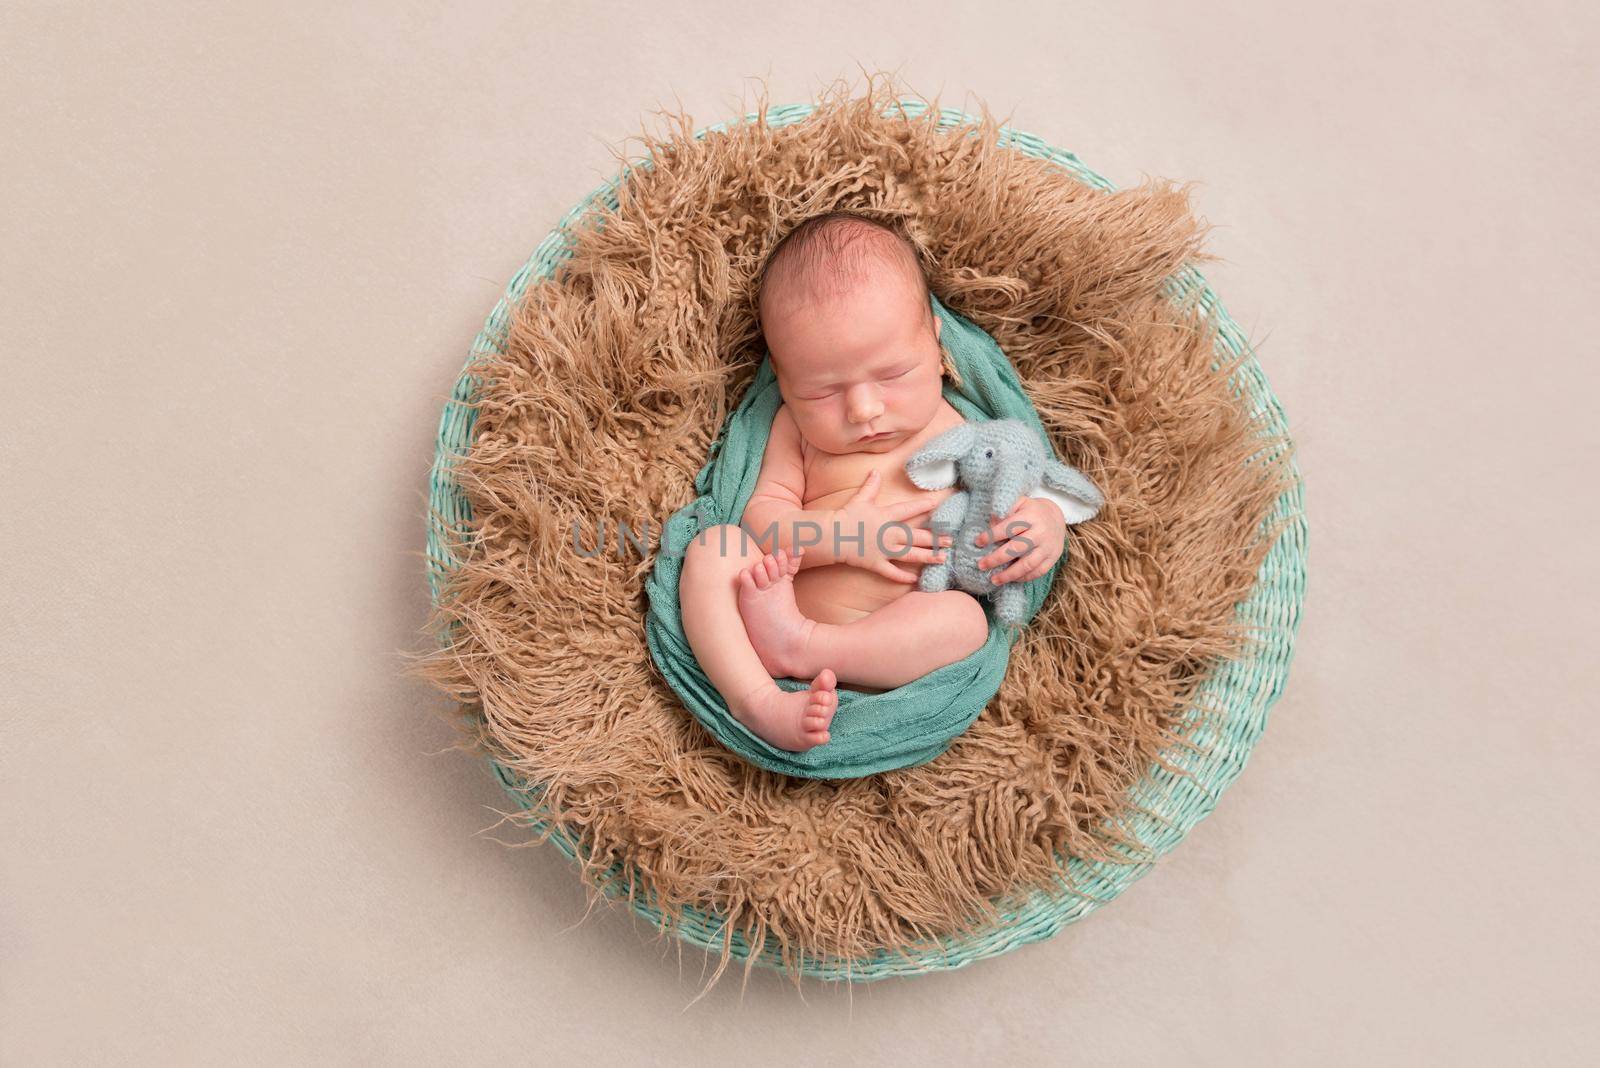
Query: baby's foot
736 548 817 679
731 670 838 752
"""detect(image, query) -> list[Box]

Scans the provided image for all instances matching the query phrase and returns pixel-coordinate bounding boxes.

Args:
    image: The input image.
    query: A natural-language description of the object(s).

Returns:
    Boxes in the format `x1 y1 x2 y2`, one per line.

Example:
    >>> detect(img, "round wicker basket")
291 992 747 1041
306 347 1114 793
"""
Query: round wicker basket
426 100 1308 981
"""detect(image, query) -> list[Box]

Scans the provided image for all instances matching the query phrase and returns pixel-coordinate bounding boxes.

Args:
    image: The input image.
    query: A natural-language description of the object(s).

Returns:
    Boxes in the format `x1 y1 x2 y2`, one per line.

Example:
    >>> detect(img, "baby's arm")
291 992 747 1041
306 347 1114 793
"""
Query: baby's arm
740 406 848 568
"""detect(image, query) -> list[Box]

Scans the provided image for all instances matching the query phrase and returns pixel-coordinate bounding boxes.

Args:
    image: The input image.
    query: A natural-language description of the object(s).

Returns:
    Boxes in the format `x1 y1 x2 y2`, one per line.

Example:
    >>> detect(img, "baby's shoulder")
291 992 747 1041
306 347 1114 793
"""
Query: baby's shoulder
764 403 807 460
768 403 801 445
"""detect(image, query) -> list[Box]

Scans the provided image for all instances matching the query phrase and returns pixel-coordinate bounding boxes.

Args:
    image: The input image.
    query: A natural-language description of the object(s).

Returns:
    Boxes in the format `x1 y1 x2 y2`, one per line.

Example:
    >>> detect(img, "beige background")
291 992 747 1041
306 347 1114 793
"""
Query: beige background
3 1 1597 1063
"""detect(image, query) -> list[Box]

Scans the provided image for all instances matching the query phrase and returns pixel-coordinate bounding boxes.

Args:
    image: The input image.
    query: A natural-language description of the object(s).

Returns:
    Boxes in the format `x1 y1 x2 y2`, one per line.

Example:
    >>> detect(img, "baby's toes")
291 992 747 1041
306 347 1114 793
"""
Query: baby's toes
806 690 836 723
802 706 833 743
762 554 783 584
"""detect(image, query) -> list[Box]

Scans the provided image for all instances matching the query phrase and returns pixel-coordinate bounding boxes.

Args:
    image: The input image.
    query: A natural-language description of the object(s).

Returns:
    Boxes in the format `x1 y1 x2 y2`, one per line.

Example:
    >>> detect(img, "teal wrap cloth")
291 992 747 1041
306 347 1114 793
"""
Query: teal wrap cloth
643 295 1066 779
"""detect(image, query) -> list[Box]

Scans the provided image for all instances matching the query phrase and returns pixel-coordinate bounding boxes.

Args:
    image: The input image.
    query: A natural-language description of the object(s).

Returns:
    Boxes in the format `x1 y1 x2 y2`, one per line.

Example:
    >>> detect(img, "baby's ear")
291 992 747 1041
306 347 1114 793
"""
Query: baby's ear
937 343 961 386
1040 460 1105 523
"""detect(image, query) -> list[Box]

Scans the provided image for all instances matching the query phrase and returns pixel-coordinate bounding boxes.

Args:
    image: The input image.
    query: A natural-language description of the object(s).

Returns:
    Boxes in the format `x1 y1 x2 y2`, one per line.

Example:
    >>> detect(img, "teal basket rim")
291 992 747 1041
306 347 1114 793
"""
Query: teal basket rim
425 99 1308 982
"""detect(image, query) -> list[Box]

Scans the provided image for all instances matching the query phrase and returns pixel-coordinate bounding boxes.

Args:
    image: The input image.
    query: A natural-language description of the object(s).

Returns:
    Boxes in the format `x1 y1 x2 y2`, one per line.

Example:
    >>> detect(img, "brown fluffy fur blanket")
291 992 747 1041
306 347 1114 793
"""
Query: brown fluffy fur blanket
421 76 1292 982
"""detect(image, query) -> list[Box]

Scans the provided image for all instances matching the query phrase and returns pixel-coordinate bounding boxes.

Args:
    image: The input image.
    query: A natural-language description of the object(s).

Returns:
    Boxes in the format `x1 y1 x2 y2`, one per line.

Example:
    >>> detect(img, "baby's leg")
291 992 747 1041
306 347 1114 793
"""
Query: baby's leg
738 550 989 690
679 525 838 752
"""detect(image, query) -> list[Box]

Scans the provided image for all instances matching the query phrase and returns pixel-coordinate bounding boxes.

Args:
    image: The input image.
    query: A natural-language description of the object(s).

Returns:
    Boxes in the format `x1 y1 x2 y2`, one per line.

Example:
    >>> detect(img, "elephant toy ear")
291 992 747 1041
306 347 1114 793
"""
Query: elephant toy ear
904 423 977 489
1040 460 1105 523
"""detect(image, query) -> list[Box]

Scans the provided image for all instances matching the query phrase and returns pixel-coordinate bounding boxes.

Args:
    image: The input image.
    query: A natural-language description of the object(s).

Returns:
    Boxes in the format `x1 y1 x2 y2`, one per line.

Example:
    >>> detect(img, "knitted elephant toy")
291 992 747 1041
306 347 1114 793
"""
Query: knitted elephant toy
904 419 1104 626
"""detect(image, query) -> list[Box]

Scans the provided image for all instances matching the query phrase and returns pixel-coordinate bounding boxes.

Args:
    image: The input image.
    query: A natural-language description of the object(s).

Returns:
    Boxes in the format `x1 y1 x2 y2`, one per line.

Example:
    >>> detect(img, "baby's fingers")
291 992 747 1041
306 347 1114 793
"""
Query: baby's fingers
975 513 1028 548
889 545 947 566
907 527 950 549
978 537 1035 571
884 492 943 522
874 559 921 583
990 545 1051 585
846 469 883 505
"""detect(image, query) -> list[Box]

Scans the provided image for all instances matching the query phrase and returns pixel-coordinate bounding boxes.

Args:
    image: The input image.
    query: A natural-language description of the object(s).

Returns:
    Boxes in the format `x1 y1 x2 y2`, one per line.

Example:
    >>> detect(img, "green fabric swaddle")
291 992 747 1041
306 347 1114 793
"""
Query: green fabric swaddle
643 294 1064 779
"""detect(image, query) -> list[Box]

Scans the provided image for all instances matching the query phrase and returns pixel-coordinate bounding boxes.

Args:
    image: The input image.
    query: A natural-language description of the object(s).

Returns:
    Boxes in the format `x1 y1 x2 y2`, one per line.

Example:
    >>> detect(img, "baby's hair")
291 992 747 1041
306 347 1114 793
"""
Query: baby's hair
756 210 934 328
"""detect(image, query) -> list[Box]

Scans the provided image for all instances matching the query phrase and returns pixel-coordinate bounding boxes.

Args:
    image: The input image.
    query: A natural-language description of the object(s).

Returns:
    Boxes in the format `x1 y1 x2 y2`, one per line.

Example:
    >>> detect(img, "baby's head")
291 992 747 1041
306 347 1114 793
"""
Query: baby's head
757 212 945 455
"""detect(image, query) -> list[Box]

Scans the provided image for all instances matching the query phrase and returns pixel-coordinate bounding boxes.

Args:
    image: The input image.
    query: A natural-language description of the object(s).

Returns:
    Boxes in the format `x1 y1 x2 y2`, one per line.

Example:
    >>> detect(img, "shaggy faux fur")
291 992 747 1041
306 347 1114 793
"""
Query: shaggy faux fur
421 75 1293 985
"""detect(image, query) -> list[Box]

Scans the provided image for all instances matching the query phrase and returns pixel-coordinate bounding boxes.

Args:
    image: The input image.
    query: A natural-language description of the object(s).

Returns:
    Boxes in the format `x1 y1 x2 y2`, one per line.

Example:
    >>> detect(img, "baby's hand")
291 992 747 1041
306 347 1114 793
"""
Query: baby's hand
832 470 951 583
974 496 1066 586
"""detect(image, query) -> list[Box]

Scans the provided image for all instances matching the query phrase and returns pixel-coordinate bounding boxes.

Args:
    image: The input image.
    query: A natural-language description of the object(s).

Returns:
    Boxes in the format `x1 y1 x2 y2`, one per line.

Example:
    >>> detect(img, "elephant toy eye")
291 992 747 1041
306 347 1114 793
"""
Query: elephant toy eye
983 448 993 459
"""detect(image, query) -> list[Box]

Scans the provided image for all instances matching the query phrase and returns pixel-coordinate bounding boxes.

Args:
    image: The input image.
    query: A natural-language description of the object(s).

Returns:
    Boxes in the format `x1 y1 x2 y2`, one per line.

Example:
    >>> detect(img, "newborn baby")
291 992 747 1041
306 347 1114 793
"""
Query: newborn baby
678 213 1070 752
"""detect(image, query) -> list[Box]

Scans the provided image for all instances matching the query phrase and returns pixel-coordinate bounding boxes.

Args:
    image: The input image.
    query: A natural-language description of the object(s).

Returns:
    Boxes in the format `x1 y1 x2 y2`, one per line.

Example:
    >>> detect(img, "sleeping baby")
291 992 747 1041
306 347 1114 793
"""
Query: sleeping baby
678 213 1073 752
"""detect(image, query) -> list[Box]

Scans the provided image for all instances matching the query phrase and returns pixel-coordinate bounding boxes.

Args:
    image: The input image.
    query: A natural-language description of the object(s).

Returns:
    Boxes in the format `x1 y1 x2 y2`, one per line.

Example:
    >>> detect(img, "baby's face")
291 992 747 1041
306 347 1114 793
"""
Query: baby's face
763 274 945 456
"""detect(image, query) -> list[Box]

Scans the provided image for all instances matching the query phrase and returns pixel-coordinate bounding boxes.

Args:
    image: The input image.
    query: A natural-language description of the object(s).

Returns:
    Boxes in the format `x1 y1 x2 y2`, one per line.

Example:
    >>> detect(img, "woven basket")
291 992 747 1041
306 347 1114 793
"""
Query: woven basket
426 100 1308 981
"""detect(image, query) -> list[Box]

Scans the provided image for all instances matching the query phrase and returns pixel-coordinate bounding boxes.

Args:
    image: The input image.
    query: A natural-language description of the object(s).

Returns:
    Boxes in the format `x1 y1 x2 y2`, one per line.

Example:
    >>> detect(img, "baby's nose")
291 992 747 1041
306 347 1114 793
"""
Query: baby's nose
845 383 884 421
